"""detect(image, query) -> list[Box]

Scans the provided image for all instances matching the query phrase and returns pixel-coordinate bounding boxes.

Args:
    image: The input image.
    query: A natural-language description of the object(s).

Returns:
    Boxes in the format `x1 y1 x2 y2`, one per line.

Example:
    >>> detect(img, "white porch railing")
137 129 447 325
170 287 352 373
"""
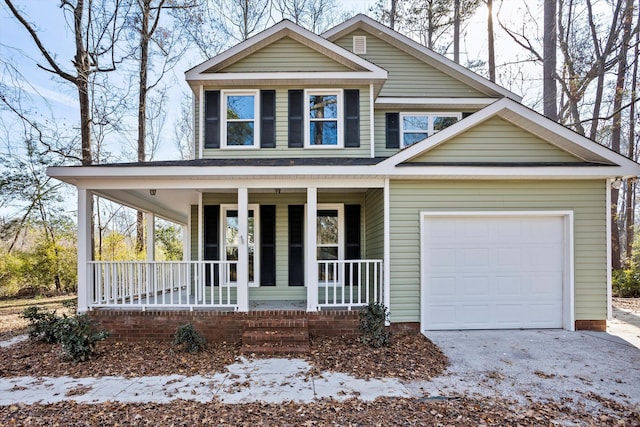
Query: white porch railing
317 259 383 309
88 261 238 309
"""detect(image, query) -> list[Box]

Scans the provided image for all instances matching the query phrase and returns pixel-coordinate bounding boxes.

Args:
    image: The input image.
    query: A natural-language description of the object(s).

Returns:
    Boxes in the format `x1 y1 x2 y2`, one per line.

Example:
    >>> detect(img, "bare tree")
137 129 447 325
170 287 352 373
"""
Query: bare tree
486 0 495 81
543 0 557 120
3 0 130 165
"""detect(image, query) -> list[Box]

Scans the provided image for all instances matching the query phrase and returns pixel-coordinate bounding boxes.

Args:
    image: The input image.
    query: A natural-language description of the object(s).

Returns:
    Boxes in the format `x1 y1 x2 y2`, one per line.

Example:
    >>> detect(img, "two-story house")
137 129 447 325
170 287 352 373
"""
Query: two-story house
48 15 640 345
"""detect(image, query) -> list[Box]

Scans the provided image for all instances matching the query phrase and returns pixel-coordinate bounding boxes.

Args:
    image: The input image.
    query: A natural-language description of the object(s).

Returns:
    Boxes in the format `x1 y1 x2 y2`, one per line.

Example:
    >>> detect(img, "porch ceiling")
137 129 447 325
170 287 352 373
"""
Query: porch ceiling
94 189 198 225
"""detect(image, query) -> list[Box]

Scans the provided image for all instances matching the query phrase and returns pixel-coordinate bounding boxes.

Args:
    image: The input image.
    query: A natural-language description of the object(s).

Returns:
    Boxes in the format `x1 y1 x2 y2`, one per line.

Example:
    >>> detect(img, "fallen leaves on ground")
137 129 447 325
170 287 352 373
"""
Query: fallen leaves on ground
0 340 240 378
306 335 448 380
1 396 638 426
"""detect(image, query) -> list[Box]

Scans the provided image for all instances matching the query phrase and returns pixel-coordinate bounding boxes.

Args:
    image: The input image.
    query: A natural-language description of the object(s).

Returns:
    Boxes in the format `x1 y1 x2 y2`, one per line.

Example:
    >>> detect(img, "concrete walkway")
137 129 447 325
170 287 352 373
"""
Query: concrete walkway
0 357 411 405
607 306 640 349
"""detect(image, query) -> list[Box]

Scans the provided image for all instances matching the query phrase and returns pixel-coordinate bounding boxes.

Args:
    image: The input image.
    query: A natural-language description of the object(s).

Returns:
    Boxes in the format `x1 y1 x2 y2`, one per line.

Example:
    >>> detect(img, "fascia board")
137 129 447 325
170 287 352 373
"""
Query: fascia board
323 15 521 101
190 71 387 82
186 20 386 81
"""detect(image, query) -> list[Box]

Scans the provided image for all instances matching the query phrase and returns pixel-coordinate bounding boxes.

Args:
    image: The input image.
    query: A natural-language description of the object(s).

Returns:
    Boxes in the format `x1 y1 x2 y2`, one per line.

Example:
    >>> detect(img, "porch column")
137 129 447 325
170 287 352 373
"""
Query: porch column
306 187 318 311
237 187 249 312
145 213 155 261
383 179 391 317
77 188 92 313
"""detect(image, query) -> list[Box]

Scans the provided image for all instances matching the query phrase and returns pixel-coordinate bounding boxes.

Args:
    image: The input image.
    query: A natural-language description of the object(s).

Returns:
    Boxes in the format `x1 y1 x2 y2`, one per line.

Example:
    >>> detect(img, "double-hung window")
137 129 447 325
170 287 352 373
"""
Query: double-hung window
222 90 259 148
400 113 461 147
305 89 343 147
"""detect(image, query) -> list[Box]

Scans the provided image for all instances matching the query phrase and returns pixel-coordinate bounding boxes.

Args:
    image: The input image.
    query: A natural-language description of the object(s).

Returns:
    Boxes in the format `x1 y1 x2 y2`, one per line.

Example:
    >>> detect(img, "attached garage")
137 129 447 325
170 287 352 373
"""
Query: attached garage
420 211 573 331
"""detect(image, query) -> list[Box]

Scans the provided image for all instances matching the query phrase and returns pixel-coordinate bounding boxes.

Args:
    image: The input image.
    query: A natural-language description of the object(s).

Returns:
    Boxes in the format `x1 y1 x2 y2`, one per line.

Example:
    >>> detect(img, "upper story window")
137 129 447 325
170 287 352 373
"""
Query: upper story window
222 90 259 148
305 89 343 148
203 89 276 150
400 113 461 147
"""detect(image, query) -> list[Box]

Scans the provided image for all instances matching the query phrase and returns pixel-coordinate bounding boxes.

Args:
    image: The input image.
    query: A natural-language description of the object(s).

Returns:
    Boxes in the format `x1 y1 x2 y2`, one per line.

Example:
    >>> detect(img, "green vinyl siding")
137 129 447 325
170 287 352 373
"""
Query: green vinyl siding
409 117 583 163
364 188 384 260
198 86 371 158
334 30 486 98
222 37 353 72
190 204 198 261
192 191 367 301
388 179 606 323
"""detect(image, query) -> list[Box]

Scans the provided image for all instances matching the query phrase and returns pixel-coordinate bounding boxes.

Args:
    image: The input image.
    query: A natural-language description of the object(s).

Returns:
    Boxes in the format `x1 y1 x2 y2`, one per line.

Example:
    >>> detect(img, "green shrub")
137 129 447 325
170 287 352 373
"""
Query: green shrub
359 302 391 348
21 306 61 343
55 314 110 362
21 305 109 362
173 323 206 353
613 266 640 297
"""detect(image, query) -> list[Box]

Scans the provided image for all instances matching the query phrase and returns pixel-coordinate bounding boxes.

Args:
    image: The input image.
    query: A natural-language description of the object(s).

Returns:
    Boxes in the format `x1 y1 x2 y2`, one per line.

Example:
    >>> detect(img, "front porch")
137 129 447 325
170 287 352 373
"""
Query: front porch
87 259 384 311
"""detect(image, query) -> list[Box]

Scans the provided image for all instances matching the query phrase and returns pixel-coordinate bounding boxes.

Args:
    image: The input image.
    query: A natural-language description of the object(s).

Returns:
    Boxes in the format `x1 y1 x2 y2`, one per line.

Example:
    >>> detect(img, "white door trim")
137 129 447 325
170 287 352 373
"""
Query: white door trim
419 210 575 331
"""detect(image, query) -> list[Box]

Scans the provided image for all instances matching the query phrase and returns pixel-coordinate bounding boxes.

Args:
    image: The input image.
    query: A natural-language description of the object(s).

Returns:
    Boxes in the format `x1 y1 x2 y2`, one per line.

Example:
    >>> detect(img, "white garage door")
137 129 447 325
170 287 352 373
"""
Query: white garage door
422 214 565 330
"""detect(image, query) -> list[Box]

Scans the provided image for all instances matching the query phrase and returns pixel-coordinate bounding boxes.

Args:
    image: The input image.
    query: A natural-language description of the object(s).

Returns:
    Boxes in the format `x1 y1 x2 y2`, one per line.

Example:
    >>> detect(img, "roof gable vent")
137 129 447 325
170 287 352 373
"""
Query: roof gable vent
353 35 366 54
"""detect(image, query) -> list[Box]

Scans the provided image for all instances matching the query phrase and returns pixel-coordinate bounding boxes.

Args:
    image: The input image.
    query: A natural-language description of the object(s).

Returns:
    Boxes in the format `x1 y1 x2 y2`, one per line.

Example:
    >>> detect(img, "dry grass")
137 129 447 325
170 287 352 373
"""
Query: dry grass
0 295 76 340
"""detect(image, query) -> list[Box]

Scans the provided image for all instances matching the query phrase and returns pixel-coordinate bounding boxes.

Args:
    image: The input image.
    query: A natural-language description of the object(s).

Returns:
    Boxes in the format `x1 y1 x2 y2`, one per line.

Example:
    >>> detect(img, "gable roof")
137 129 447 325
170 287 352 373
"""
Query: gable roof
379 98 640 177
323 14 521 101
185 19 387 92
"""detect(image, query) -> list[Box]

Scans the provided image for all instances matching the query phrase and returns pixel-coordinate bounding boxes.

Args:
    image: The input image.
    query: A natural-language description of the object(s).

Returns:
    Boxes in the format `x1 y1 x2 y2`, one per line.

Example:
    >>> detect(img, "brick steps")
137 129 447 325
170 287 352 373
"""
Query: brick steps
240 317 310 355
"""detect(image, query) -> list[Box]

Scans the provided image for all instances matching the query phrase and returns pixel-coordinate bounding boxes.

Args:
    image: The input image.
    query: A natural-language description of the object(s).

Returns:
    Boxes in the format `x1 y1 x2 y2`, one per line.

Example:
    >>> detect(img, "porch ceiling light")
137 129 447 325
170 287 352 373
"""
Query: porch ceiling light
149 189 157 196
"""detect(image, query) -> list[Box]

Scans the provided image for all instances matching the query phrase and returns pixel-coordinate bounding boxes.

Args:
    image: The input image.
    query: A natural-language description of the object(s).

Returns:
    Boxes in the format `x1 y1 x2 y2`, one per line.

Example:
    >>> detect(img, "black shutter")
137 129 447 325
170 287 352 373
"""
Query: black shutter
385 112 400 149
345 205 361 286
260 205 276 286
204 91 220 149
288 205 305 286
203 205 220 286
288 90 304 148
260 90 276 148
344 89 360 148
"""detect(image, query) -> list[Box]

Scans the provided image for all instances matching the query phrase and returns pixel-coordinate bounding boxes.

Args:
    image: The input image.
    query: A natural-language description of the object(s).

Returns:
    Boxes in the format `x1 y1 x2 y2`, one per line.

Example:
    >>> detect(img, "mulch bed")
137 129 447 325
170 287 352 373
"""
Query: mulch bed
0 334 447 380
1 396 638 426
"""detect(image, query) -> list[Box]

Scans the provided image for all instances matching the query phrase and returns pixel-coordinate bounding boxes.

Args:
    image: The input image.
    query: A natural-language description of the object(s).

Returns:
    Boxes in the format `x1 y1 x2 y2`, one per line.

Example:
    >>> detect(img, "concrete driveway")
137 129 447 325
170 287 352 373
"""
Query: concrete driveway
415 329 640 413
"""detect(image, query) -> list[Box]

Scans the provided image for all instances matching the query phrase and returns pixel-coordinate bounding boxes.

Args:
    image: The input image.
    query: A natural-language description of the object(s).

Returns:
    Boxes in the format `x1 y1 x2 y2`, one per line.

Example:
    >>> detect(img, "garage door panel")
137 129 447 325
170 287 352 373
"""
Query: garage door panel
423 215 565 330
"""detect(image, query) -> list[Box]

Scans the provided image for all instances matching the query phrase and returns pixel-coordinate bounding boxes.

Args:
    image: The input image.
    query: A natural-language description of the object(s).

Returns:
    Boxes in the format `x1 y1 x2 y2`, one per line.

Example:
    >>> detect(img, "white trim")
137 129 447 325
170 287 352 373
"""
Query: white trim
304 89 344 149
419 210 575 331
220 203 260 288
186 20 386 80
323 15 520 101
399 112 462 148
221 89 260 149
383 179 390 318
198 85 204 159
197 193 203 262
369 84 375 158
606 179 613 321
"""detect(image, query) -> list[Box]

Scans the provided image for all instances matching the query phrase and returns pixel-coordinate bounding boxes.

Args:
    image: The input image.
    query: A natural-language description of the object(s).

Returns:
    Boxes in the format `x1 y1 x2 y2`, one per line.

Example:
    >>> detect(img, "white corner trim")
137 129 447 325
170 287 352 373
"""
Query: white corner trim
606 179 613 321
370 84 375 159
198 85 204 159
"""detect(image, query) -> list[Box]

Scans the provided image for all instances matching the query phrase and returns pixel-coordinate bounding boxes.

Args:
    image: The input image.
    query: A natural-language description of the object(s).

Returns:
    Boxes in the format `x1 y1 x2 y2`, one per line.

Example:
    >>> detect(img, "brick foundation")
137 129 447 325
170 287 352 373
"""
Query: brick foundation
89 309 372 343
574 319 607 331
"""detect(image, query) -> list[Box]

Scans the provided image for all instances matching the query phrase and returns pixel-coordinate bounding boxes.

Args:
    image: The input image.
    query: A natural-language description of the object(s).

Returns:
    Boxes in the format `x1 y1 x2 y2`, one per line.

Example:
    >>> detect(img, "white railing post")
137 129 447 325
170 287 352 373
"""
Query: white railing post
306 187 318 311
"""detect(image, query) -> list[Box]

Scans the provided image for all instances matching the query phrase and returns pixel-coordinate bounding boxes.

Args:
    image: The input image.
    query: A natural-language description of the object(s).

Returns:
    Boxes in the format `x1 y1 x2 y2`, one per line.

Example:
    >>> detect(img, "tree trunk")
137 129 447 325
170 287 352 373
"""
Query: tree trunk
610 0 634 271
453 0 460 63
389 0 398 30
543 0 557 120
486 0 495 82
